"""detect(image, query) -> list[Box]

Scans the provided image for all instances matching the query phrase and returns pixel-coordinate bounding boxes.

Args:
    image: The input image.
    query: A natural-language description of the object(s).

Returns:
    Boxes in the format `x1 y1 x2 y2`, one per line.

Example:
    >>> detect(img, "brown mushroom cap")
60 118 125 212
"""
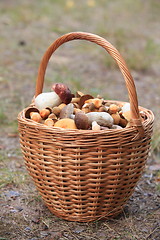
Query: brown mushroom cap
24 107 39 119
75 111 89 130
51 83 73 104
79 94 94 109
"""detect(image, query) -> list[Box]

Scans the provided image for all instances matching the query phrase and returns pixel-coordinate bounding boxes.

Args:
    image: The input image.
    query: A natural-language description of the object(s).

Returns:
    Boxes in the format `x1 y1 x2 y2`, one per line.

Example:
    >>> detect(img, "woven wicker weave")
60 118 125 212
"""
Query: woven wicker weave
18 32 154 222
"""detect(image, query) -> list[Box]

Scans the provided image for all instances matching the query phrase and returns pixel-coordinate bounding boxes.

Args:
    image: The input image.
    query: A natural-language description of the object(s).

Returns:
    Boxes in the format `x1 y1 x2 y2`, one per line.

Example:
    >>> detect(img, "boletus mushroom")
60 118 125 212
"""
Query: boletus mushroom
51 83 73 104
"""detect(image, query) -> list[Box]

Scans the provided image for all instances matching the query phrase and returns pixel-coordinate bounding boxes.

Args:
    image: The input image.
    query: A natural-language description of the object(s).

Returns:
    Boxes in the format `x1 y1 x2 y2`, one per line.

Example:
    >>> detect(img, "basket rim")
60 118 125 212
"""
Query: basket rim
18 100 154 136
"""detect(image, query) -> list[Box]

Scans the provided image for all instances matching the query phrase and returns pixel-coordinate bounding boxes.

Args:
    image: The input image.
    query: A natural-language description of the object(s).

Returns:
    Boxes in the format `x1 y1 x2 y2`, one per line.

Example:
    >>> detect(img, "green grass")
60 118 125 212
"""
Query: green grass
0 107 6 125
0 165 28 189
0 152 28 189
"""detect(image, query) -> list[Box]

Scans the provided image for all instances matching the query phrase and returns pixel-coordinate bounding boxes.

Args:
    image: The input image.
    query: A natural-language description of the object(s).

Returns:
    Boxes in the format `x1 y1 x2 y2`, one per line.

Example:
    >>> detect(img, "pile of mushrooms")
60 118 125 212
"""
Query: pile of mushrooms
25 83 145 130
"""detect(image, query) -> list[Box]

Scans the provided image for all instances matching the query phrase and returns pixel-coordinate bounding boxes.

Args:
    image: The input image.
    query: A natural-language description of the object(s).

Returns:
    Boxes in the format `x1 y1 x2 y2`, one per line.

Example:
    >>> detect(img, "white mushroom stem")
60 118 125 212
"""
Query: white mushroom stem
82 103 90 108
92 121 101 131
35 92 62 110
111 125 123 129
70 114 75 120
122 103 130 113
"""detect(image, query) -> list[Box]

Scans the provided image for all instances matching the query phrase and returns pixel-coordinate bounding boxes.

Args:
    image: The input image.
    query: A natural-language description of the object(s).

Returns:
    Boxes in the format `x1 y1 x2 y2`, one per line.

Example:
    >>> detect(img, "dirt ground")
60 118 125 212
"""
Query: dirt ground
0 0 160 239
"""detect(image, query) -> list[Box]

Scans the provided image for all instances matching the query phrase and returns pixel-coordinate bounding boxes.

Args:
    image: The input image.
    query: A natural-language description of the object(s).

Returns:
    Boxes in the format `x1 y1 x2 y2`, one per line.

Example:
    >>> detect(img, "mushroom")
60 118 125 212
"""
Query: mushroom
54 118 77 129
100 126 109 130
30 112 42 123
86 112 113 128
92 121 101 131
52 106 61 116
81 107 90 114
97 94 103 99
122 111 132 121
58 103 67 109
48 113 57 120
35 83 73 110
109 104 119 114
79 94 94 109
74 108 81 114
70 114 75 120
40 108 51 119
35 92 62 110
75 111 89 130
73 102 79 109
111 125 123 130
119 117 128 127
122 103 130 113
81 103 90 113
60 103 74 119
71 97 80 104
99 106 109 112
88 102 95 112
51 83 73 104
85 98 103 108
76 91 85 97
111 113 121 125
24 107 39 119
44 118 54 127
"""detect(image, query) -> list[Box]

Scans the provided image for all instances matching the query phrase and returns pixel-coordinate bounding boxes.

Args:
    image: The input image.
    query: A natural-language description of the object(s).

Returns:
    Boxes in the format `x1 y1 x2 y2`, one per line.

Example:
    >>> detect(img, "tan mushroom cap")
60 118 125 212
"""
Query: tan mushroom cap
54 118 77 129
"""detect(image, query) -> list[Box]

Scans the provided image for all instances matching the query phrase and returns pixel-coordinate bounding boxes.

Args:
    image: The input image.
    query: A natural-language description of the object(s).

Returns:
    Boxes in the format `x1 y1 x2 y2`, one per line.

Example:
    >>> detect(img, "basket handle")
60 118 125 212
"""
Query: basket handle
35 32 144 138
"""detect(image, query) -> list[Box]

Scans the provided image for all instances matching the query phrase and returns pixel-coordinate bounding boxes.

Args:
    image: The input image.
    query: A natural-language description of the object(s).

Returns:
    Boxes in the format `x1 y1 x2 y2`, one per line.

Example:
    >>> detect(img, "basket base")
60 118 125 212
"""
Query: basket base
46 205 123 222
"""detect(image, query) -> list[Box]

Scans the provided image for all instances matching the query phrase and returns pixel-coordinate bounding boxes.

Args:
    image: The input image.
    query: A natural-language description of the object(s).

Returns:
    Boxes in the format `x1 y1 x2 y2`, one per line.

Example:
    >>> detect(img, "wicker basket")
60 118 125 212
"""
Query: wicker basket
18 32 154 222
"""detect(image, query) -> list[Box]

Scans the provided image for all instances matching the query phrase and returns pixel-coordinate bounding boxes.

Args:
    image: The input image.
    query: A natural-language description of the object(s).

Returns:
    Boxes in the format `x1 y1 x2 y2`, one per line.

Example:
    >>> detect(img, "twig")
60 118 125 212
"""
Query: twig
145 225 160 239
